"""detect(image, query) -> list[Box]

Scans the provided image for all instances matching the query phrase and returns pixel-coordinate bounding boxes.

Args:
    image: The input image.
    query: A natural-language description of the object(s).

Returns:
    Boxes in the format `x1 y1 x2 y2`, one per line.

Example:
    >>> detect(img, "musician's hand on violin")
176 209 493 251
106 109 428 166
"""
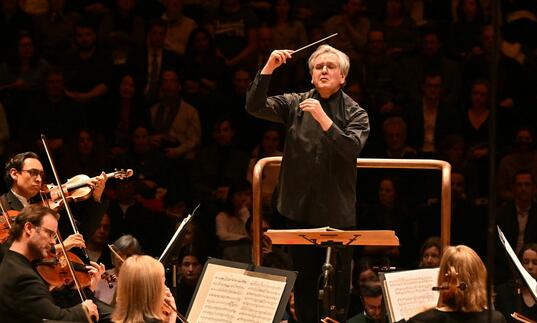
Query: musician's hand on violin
89 172 108 202
81 299 99 322
86 261 106 292
62 233 86 251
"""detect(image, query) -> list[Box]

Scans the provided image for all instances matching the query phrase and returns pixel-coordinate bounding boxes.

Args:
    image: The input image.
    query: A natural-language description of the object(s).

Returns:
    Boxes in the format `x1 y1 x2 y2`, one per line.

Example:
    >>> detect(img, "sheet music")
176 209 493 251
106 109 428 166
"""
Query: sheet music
382 268 439 322
498 226 537 300
196 270 286 323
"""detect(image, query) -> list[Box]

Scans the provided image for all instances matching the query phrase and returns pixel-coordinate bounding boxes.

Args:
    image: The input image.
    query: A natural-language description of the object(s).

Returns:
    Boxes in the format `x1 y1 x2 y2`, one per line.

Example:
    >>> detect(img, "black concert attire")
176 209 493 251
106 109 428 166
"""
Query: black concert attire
0 250 87 322
496 280 537 323
246 72 370 322
407 308 506 323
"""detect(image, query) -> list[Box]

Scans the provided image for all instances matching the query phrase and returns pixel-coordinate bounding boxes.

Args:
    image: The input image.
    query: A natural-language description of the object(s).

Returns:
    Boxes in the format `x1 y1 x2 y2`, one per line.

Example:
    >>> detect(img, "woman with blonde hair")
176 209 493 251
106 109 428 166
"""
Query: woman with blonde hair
112 255 177 323
408 245 506 322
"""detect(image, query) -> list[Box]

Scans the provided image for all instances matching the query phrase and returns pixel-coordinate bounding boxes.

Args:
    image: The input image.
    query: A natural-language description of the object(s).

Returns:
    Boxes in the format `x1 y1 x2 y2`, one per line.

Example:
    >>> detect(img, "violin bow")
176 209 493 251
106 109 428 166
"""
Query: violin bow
54 230 95 323
40 134 92 263
0 200 12 229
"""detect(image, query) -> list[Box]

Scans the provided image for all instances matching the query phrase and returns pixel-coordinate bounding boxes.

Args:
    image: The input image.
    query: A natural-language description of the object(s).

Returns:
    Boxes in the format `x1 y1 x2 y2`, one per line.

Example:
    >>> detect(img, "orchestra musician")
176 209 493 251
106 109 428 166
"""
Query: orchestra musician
0 205 103 322
407 245 506 323
0 151 107 262
111 255 177 323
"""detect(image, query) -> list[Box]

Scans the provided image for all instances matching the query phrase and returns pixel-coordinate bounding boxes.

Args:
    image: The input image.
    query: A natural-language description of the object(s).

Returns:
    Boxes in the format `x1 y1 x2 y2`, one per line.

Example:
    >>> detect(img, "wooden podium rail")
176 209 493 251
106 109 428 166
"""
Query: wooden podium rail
251 157 452 266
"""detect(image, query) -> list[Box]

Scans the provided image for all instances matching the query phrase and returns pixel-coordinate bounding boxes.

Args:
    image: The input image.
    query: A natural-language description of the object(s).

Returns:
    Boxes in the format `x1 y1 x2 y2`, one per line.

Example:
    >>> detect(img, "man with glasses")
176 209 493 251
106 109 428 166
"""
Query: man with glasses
0 205 102 322
246 45 370 322
0 151 107 261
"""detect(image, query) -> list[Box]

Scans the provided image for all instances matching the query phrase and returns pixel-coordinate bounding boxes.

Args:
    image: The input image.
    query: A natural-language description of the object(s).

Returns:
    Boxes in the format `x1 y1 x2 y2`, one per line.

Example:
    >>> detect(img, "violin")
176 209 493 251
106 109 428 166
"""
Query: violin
39 169 133 210
0 209 19 244
35 250 117 291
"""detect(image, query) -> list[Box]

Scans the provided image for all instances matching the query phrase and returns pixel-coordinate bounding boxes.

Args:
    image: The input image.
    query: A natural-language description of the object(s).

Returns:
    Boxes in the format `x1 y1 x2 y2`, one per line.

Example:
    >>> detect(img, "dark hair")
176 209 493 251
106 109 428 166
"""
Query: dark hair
113 234 142 257
456 0 484 23
519 243 537 260
184 27 216 59
420 236 441 258
4 152 39 186
179 244 206 264
10 205 58 240
360 280 383 298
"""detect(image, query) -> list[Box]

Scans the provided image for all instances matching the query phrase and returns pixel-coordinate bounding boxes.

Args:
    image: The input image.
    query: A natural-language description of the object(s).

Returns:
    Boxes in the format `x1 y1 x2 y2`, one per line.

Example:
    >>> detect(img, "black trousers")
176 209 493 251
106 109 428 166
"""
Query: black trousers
284 219 353 323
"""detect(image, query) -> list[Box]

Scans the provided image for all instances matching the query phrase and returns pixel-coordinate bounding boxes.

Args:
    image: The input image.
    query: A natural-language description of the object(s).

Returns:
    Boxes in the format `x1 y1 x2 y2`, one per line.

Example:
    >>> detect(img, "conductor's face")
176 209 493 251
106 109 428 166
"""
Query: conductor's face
311 53 345 96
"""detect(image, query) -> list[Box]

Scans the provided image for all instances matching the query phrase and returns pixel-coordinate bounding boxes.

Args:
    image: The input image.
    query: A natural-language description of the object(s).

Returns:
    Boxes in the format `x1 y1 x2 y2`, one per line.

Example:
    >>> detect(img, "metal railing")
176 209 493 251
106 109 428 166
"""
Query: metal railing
251 157 452 265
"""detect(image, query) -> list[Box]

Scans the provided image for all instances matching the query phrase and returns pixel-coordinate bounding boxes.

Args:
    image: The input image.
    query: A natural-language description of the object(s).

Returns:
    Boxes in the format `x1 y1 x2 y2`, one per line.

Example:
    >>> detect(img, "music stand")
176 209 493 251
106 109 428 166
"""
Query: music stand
159 204 200 267
265 229 399 319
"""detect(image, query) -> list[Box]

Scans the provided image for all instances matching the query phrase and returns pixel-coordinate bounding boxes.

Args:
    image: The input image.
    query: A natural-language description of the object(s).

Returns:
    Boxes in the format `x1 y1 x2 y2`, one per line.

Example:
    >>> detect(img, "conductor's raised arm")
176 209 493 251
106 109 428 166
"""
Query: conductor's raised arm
261 50 293 75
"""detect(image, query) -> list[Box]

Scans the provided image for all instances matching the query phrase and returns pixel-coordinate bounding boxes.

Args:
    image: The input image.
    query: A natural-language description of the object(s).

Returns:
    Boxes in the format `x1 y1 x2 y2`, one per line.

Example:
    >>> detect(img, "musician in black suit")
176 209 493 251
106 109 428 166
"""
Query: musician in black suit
0 205 101 322
0 152 107 262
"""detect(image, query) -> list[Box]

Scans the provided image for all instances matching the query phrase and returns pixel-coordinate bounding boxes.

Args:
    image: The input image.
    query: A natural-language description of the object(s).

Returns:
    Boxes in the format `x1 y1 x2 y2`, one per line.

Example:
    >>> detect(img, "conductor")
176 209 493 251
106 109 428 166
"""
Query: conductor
246 44 369 322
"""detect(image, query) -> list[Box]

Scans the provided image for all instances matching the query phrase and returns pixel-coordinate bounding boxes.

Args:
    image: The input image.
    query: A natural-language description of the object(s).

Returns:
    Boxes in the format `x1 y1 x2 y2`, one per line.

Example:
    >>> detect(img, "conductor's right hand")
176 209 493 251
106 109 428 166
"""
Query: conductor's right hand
81 299 99 322
261 50 293 75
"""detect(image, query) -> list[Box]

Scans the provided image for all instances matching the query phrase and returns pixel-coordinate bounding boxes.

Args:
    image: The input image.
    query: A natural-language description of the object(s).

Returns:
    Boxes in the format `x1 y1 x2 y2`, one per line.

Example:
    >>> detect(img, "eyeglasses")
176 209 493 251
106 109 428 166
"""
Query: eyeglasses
21 169 45 179
35 225 57 240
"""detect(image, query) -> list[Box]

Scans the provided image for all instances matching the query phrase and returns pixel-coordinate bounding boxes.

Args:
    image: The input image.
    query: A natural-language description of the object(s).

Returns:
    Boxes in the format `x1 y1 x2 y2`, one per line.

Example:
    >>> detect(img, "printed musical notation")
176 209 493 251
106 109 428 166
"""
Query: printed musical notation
196 270 286 323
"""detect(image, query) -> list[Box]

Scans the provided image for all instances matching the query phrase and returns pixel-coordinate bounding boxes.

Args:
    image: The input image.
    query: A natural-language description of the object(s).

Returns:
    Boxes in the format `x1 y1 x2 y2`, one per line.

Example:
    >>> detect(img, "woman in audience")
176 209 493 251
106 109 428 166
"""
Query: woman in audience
496 243 537 322
215 180 252 262
378 0 419 59
0 32 48 94
408 245 506 322
112 255 177 323
418 237 441 268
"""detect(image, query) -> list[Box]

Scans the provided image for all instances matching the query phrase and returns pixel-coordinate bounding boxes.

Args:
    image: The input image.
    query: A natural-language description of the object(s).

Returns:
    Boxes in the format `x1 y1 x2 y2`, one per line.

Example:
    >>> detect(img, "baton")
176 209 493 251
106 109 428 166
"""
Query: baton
292 33 338 54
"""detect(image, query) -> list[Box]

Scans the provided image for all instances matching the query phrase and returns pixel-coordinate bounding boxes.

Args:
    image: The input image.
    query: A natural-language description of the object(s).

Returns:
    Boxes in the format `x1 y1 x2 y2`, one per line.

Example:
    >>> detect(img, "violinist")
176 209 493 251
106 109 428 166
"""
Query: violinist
94 234 142 305
0 151 107 261
407 245 506 323
0 205 102 322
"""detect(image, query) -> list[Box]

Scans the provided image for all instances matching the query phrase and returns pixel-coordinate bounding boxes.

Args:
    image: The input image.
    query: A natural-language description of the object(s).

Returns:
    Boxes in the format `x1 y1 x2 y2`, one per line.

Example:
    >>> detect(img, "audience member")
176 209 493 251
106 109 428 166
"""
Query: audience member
63 19 111 133
175 246 204 316
447 0 486 62
0 33 48 95
33 0 80 64
377 0 419 60
323 0 370 62
209 0 258 68
406 73 461 155
130 19 181 105
149 69 201 161
498 127 537 202
161 0 197 56
191 117 250 203
402 28 462 107
418 237 441 268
